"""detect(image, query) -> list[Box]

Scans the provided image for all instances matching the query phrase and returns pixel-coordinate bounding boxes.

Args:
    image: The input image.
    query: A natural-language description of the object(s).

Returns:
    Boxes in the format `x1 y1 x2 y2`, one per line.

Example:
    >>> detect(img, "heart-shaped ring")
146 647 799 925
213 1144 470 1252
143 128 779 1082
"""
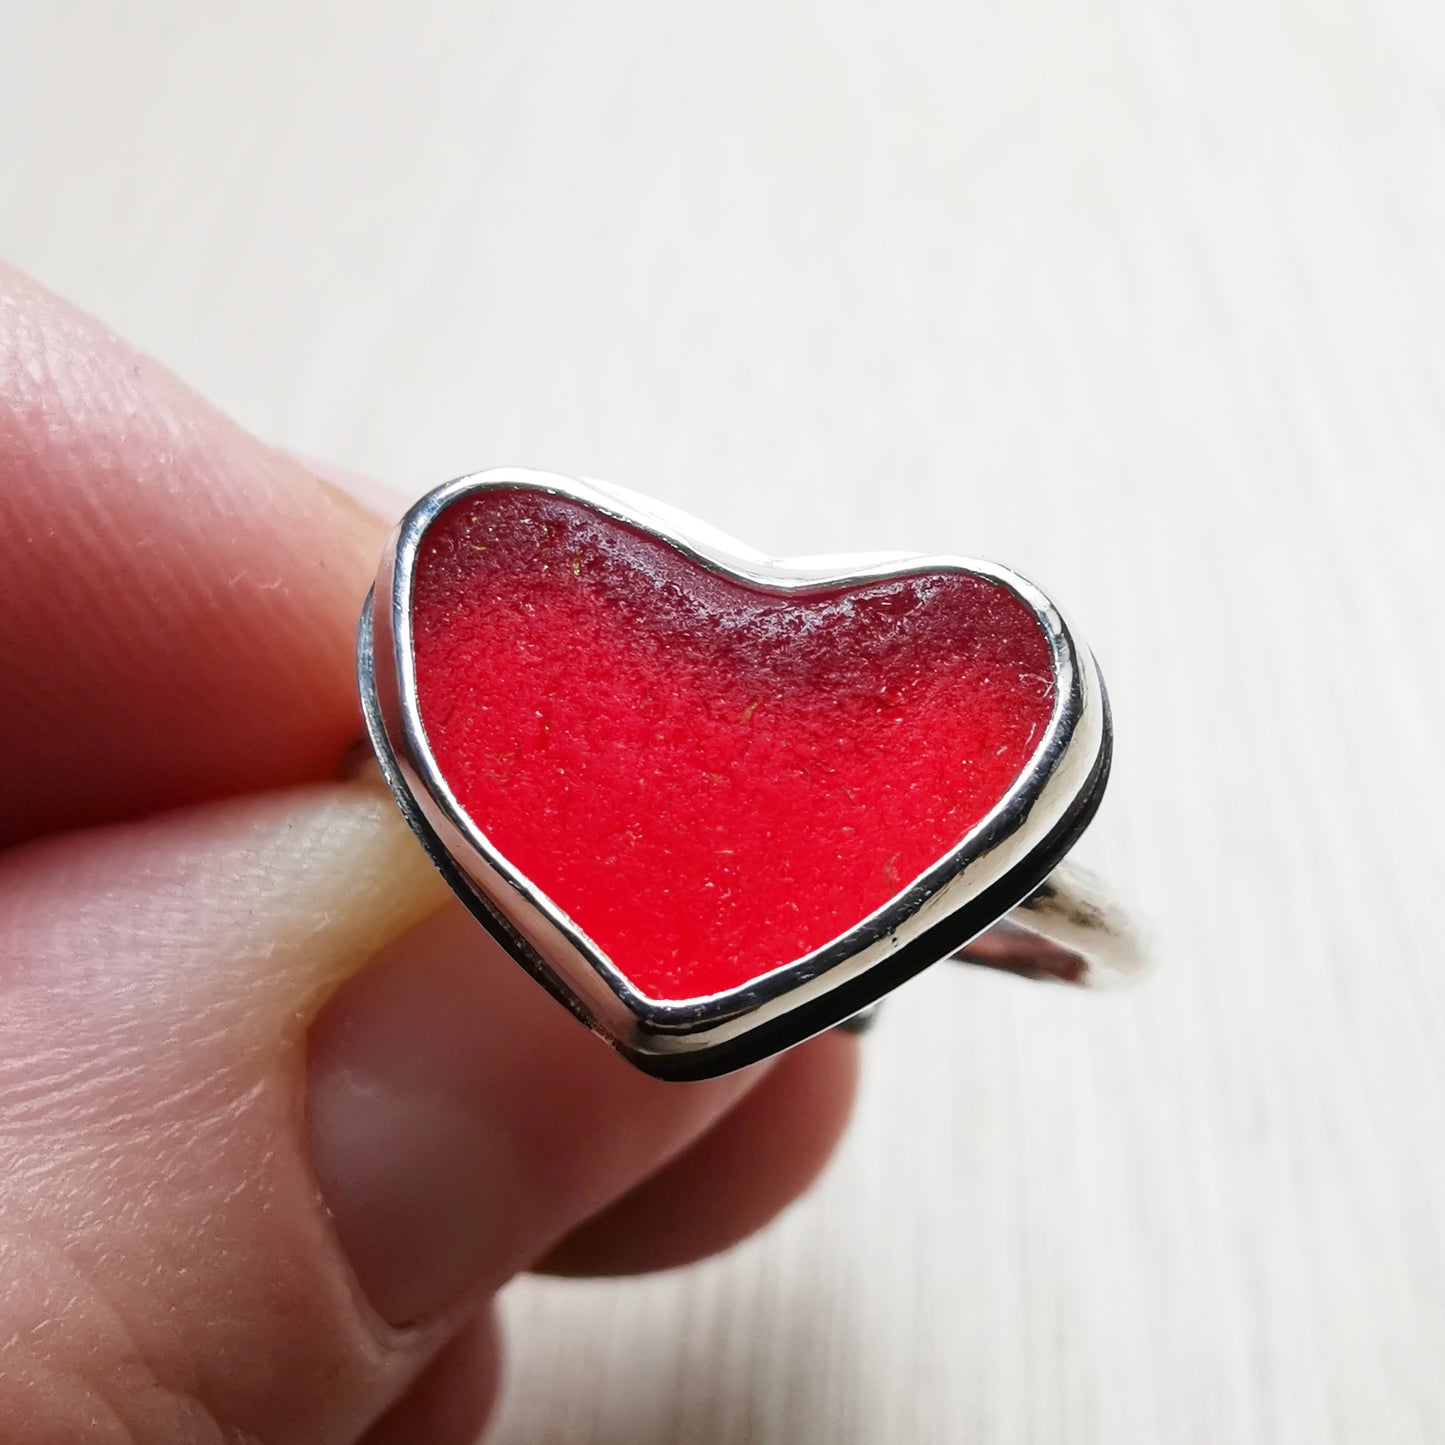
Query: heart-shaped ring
359 469 1145 1079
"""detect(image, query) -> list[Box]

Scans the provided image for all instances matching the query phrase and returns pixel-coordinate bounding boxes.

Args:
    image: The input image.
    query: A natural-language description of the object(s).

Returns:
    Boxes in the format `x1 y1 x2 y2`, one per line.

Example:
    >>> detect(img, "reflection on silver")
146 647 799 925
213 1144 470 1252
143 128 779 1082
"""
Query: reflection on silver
359 468 1145 1080
835 863 1147 1036
952 862 1147 987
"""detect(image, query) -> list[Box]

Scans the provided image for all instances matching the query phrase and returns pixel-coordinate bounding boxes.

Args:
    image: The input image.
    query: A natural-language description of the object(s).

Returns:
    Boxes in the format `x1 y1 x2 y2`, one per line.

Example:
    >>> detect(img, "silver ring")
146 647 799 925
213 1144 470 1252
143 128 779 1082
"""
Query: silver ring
358 469 1147 1079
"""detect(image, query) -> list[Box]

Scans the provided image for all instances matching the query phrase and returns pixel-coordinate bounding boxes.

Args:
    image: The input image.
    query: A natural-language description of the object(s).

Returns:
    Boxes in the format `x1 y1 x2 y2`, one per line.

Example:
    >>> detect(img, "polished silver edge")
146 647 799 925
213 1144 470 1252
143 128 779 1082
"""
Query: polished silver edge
949 860 1149 986
359 467 1110 1072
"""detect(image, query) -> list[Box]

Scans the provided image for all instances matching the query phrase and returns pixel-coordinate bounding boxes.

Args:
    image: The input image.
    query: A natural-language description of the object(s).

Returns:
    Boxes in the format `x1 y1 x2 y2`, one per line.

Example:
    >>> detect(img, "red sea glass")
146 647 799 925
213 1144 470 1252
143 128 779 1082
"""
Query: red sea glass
410 489 1055 1001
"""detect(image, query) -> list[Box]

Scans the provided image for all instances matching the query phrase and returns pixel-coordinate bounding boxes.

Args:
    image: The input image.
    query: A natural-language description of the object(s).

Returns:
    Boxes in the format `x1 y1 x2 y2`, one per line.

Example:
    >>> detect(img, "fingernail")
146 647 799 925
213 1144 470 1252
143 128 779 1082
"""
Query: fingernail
197 776 515 1327
298 787 766 1326
304 901 763 1328
305 906 531 1326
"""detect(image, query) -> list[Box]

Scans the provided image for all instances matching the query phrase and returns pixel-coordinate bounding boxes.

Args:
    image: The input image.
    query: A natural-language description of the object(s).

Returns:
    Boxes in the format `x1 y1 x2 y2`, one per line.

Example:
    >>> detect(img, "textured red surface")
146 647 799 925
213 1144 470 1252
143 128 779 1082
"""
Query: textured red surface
410 489 1055 1001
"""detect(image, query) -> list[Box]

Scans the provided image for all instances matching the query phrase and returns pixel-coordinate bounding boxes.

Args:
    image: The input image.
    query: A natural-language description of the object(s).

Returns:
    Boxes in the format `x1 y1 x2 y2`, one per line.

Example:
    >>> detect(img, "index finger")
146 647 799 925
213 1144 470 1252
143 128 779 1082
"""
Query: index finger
0 263 389 846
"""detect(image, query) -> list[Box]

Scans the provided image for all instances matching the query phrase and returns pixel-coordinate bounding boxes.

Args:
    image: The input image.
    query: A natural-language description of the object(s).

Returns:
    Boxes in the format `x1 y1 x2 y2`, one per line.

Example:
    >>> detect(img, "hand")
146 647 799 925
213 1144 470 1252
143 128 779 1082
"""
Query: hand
0 263 859 1444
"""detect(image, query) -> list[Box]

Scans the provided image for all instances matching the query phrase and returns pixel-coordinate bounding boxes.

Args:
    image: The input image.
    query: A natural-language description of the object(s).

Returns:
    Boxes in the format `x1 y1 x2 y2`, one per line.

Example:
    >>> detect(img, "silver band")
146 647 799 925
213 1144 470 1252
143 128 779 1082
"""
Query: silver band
836 861 1146 1033
953 860 1146 986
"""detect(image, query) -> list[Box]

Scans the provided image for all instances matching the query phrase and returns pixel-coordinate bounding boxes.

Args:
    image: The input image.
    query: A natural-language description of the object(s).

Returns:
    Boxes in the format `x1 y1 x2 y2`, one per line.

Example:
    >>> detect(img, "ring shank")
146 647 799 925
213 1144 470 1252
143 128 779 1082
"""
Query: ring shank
950 861 1146 987
837 862 1144 1033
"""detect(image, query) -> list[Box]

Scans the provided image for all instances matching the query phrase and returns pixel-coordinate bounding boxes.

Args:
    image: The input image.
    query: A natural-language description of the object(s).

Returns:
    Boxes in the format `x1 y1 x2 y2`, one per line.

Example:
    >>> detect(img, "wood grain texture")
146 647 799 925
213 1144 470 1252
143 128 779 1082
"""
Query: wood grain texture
4 3 1442 1440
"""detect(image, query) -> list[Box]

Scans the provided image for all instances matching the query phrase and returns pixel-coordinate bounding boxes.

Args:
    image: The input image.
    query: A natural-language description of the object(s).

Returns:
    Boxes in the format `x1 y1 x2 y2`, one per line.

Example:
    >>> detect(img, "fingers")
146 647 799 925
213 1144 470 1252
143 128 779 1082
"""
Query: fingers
0 783 767 1442
0 261 865 1442
0 262 388 845
305 896 771 1322
536 1030 859 1277
357 1313 502 1445
0 785 448 1443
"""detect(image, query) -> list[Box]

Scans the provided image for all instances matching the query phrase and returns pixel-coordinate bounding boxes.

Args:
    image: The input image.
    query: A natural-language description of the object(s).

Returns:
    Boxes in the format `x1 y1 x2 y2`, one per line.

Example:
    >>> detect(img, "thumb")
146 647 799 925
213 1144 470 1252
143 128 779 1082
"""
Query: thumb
0 781 762 1443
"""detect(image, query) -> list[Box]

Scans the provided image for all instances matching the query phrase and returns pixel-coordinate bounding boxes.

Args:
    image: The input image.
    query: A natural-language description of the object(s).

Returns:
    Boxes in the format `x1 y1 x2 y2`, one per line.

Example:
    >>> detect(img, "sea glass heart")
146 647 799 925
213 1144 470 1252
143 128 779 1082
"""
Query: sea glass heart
407 486 1057 1003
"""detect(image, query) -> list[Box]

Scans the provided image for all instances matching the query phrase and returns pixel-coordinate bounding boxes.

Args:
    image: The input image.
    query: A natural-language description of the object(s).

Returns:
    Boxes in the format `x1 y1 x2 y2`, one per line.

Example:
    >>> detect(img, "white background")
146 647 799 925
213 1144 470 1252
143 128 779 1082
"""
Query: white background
6 3 1444 1441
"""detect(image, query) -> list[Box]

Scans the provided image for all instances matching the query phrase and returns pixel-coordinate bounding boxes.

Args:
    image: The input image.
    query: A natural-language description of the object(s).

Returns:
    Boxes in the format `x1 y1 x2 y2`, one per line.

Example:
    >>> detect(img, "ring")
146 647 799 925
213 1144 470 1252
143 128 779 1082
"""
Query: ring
358 469 1146 1079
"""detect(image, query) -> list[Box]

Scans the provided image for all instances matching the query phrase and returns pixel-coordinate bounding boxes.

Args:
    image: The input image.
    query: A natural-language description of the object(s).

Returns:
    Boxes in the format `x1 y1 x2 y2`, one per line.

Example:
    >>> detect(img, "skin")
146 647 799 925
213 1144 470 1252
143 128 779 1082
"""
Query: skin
0 262 859 1444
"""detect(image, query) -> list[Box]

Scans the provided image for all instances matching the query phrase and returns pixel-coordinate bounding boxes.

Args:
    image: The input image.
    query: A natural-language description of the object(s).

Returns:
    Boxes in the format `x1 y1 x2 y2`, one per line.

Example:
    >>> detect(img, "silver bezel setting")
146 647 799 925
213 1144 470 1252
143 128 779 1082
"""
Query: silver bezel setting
359 468 1111 1079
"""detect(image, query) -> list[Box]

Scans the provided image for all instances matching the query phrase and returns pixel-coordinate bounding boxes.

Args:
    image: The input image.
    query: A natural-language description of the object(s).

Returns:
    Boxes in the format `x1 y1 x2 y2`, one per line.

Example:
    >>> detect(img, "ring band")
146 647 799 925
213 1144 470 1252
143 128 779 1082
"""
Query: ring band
837 862 1147 1034
359 469 1147 1079
952 860 1146 985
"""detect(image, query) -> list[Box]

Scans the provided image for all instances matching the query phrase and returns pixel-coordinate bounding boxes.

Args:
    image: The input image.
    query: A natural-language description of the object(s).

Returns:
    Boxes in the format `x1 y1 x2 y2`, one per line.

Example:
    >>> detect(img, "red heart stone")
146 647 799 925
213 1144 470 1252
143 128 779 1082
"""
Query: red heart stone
410 488 1055 1002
